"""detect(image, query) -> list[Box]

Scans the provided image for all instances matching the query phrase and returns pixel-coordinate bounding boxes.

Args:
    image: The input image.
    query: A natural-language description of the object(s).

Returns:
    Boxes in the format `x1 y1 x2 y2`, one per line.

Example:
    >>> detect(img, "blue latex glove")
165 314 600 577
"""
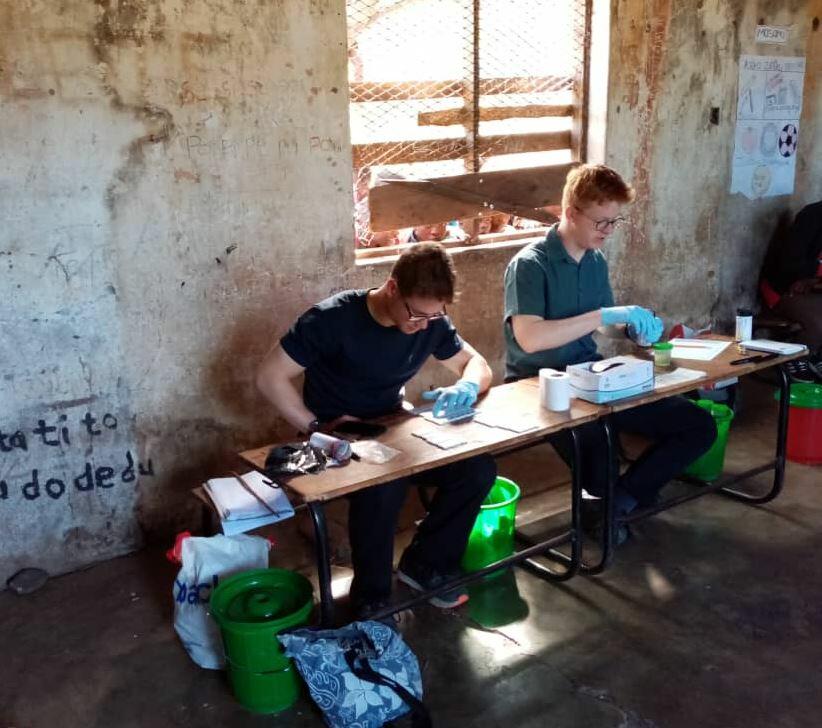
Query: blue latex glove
422 380 480 418
601 305 657 340
627 315 664 346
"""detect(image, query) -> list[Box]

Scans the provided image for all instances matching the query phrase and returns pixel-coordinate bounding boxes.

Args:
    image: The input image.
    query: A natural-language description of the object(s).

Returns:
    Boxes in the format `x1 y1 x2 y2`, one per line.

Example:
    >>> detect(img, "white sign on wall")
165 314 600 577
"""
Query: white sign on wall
755 26 789 44
730 55 805 200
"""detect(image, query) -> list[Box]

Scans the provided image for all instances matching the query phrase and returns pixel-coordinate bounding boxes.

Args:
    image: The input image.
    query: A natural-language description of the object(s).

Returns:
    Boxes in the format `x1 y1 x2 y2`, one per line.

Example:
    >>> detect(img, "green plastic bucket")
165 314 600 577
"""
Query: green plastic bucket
210 568 313 714
684 399 735 482
461 476 521 572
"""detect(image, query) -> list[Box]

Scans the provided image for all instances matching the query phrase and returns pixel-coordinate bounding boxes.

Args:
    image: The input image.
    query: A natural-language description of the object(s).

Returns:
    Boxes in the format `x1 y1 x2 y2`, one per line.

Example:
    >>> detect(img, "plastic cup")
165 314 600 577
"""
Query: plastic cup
652 341 674 369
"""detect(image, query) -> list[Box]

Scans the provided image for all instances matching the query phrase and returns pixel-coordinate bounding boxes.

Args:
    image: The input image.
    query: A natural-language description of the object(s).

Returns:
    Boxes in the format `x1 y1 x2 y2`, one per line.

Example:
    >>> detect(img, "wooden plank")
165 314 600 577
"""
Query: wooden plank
239 379 603 503
418 104 576 127
353 130 571 168
477 130 572 157
350 80 465 103
354 228 552 259
368 163 572 230
350 76 573 103
353 138 468 168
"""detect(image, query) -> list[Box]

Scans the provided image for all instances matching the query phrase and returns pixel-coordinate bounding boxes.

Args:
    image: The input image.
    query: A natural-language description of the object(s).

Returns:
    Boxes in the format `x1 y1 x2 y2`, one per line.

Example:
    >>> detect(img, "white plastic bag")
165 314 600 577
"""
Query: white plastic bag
172 533 271 669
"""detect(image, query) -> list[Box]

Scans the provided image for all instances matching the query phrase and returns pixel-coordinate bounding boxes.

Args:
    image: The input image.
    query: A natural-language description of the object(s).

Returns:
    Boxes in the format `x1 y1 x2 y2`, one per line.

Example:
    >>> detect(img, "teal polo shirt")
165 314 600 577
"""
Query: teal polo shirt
503 224 614 379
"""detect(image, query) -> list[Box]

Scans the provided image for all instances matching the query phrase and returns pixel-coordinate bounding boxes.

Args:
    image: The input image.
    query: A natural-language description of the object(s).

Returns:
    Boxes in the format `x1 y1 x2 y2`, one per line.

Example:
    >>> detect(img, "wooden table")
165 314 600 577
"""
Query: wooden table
575 336 802 574
239 336 803 624
241 379 603 624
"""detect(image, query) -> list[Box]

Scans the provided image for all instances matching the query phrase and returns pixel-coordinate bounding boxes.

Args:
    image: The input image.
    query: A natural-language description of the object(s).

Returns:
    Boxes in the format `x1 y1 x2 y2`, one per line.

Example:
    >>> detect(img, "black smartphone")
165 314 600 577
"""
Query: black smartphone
332 420 387 438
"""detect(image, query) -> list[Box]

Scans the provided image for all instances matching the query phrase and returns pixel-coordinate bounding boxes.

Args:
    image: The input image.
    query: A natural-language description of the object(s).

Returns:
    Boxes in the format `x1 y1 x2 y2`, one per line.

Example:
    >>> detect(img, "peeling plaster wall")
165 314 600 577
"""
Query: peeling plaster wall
2 0 821 579
1 0 355 579
605 0 822 326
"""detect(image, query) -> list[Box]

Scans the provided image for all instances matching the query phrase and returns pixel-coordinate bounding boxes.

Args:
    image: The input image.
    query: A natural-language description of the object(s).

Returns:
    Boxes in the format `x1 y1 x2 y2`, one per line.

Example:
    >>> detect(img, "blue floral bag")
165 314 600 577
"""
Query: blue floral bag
279 621 431 728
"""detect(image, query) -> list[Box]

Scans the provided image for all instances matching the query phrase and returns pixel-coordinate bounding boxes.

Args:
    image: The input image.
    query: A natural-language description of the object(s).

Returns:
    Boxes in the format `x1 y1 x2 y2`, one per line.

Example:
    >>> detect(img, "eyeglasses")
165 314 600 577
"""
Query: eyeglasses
404 300 447 322
574 206 626 232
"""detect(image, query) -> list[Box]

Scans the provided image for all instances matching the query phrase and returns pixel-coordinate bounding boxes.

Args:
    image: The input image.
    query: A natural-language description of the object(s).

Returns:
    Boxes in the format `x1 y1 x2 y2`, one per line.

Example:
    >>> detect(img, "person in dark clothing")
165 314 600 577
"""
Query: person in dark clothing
503 164 717 543
760 200 822 368
256 243 496 619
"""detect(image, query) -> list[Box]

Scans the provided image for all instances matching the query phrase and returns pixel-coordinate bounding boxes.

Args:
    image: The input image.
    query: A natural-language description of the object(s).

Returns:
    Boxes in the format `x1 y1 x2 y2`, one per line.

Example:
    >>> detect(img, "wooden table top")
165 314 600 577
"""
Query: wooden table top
240 378 602 502
239 335 803 502
606 335 803 412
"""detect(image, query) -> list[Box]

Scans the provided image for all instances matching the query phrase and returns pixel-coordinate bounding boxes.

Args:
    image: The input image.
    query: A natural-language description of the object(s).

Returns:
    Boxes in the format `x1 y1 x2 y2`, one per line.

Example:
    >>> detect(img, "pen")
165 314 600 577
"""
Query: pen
729 352 779 366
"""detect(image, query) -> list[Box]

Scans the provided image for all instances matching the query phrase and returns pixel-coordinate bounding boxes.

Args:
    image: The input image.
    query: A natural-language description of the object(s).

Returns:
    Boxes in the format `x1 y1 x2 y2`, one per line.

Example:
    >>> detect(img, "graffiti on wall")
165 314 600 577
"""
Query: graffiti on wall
0 410 154 503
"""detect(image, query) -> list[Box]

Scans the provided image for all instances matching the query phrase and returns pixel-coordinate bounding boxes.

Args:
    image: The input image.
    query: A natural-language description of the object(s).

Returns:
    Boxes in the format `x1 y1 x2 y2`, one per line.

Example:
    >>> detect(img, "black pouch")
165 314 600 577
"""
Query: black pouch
264 442 327 477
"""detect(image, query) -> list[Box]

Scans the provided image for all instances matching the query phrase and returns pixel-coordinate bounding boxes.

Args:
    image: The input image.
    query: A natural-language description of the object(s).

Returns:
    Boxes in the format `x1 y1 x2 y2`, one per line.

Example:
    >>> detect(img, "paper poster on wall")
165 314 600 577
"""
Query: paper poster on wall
730 55 805 200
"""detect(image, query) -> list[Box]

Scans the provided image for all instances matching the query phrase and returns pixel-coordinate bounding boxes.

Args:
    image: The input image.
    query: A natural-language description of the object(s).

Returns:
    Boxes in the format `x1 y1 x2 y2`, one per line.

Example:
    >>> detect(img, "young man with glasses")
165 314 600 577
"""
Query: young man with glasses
503 164 716 543
257 243 495 619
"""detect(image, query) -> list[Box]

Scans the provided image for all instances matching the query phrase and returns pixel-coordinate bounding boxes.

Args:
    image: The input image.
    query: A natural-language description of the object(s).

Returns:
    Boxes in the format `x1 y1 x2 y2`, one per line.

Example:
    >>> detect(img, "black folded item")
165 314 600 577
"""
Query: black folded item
264 442 327 477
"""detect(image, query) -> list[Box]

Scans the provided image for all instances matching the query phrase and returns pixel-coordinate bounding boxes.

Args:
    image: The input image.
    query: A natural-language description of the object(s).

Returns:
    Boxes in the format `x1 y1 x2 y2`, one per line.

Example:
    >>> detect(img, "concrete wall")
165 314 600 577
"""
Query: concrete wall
2 0 821 580
605 0 822 325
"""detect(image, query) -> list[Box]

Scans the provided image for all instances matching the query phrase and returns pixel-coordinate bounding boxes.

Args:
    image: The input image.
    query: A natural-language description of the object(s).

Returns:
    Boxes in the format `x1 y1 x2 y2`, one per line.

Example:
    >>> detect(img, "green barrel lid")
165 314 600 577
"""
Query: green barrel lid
211 568 313 631
776 382 822 409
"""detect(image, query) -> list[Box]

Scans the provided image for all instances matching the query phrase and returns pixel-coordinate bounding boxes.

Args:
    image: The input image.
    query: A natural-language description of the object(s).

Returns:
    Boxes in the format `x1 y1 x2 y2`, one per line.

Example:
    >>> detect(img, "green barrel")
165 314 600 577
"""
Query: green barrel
210 568 313 714
684 399 735 482
461 476 521 573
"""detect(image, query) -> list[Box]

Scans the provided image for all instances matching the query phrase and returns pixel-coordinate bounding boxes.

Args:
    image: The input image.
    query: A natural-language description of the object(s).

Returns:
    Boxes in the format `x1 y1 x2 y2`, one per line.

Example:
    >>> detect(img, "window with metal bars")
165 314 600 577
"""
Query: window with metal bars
346 0 590 251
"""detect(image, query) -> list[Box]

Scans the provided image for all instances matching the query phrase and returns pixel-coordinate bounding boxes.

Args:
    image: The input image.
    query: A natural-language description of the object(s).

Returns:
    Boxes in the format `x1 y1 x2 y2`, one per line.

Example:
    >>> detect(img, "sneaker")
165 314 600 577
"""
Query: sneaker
580 498 631 546
396 552 469 609
785 358 816 383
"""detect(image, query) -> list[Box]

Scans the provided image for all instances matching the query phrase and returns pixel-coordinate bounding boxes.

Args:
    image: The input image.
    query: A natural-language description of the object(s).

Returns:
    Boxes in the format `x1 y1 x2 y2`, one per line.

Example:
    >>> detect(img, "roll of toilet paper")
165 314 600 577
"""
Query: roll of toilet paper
309 432 352 462
539 368 571 412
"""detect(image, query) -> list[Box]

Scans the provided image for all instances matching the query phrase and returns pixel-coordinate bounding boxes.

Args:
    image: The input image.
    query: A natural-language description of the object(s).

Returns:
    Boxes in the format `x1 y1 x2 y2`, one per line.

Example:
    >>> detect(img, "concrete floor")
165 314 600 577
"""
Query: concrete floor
3 378 821 728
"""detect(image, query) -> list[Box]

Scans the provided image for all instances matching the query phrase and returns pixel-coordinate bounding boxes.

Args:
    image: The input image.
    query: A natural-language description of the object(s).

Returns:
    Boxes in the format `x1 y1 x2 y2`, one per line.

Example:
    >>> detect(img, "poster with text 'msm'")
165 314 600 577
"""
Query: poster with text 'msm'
731 55 805 200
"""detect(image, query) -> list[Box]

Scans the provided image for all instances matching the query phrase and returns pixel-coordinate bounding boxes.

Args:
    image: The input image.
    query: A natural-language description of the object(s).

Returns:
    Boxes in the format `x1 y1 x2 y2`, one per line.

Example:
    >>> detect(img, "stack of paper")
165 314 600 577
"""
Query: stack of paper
669 339 731 361
739 339 807 355
203 471 294 536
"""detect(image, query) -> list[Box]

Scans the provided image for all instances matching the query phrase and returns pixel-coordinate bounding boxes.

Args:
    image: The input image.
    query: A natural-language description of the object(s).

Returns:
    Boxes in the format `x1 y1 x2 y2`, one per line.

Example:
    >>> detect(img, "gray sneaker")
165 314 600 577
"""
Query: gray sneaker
397 552 469 609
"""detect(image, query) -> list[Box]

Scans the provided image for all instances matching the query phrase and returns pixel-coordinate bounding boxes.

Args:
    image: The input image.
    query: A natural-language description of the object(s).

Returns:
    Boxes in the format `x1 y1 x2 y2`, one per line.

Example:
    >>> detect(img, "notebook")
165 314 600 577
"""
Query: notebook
739 339 807 356
203 470 294 535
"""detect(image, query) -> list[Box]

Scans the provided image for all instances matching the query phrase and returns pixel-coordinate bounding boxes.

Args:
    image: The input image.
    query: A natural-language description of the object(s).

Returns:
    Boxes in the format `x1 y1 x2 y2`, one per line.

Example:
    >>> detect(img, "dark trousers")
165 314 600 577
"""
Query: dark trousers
348 454 496 601
551 396 717 506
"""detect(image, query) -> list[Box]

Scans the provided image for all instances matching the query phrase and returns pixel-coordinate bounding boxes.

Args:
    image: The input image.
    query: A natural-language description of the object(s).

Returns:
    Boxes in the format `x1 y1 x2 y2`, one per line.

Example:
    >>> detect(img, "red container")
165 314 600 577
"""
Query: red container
782 384 822 465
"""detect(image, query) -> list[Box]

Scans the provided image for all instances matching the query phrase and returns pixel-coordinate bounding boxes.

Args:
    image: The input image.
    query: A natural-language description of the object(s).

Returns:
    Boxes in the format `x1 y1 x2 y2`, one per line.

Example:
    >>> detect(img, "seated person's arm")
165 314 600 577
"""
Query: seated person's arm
255 344 317 433
511 310 603 354
422 340 492 416
439 340 493 394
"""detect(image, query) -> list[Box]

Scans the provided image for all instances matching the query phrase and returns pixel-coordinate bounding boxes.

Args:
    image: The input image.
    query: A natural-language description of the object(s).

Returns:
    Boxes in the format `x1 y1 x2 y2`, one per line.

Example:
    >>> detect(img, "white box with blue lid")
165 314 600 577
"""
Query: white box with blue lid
566 355 654 404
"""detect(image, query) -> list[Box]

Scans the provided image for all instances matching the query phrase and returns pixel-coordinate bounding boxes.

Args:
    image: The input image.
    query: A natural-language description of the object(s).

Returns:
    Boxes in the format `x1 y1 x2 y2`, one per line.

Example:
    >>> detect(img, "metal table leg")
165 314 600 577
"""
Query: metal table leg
307 501 334 627
720 363 790 504
579 416 616 576
515 426 583 582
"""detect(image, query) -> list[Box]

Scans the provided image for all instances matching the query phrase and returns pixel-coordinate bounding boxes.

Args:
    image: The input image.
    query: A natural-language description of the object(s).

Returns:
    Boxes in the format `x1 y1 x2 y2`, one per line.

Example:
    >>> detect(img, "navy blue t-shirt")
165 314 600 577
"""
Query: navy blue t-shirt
280 290 463 421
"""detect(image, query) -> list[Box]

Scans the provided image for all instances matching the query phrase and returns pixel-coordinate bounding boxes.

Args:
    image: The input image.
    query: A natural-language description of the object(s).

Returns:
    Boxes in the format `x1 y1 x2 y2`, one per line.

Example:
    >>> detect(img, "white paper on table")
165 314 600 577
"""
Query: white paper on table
669 338 731 361
472 411 540 433
417 408 477 425
412 429 468 450
654 367 708 391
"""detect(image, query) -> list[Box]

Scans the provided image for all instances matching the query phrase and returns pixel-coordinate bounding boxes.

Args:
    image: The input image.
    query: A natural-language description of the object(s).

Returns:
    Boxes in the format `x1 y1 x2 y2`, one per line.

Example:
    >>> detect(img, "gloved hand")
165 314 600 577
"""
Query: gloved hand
627 315 664 346
422 380 480 418
601 305 657 341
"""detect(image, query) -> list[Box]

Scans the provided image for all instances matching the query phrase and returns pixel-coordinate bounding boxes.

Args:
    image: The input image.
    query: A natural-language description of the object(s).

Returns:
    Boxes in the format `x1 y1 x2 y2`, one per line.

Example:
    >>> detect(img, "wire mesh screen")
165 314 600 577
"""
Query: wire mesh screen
347 0 589 247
